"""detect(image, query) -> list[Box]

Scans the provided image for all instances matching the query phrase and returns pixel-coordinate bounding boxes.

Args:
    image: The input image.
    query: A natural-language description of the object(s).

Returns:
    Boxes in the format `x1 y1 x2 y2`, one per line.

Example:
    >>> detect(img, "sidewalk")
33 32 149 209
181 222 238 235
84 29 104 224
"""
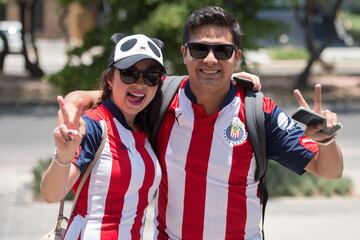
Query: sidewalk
1 166 359 239
1 39 360 240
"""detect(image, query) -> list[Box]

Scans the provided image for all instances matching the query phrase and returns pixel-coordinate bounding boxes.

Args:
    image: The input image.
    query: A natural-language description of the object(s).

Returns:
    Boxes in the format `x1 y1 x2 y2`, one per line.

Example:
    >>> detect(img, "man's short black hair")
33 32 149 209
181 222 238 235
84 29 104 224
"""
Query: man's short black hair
182 6 243 48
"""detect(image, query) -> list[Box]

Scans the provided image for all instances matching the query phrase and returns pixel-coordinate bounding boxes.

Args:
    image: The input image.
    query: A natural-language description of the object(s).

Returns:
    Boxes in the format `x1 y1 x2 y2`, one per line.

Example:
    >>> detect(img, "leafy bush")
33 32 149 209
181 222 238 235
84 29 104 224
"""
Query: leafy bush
32 157 74 200
341 10 360 44
267 161 353 197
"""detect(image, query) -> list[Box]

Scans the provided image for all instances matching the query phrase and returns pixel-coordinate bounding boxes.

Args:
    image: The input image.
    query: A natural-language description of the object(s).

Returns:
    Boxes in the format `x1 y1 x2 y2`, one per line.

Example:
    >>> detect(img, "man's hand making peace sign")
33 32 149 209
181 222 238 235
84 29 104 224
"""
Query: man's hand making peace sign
295 84 343 179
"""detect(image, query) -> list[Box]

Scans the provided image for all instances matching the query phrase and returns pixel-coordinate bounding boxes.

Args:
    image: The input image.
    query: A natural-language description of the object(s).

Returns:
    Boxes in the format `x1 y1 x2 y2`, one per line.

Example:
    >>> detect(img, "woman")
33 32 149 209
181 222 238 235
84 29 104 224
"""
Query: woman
41 33 165 239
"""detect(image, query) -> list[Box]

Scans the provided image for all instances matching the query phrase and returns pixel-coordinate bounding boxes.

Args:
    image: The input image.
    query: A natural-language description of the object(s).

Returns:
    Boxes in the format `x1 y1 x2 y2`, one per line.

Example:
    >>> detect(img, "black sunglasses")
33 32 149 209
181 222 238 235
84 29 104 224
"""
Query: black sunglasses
120 67 165 87
185 42 237 60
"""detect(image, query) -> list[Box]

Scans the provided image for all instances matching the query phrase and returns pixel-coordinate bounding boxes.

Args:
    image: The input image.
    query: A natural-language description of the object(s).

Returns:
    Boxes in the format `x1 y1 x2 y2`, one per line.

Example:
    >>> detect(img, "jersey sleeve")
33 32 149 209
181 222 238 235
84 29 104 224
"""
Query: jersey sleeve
73 115 103 175
263 98 319 174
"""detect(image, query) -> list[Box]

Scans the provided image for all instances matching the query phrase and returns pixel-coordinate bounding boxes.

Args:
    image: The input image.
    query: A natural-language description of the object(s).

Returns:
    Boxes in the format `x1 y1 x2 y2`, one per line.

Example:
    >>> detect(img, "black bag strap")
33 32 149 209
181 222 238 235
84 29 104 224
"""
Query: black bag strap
235 77 267 240
244 87 267 240
149 75 187 148
259 179 268 240
233 77 266 180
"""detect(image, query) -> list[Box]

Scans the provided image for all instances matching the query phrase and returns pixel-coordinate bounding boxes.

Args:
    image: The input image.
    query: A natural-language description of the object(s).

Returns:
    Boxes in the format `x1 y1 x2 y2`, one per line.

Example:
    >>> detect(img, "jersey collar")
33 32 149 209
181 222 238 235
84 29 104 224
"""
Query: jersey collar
103 99 132 130
184 80 237 111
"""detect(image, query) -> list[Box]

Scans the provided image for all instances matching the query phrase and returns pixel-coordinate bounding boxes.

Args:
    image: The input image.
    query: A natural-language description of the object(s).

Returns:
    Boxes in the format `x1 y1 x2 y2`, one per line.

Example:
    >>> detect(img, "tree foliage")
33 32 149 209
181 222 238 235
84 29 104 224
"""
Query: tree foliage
49 0 284 94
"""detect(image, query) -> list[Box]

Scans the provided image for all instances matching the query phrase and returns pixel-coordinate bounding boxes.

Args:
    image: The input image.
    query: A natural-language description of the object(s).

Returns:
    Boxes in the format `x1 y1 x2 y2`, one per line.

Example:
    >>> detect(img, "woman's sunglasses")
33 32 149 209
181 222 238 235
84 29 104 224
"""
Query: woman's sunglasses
185 42 237 60
120 67 165 87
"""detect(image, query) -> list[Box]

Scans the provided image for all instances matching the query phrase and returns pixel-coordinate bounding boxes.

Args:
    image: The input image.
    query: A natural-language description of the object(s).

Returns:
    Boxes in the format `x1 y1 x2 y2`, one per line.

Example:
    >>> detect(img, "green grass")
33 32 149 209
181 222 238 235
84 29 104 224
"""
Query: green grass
267 161 353 197
267 46 309 60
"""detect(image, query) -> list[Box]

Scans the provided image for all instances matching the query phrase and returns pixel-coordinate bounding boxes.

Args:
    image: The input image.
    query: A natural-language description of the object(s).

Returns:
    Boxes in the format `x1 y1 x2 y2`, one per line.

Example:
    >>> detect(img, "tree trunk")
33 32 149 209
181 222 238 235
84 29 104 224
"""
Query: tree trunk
30 0 40 65
19 0 44 78
294 0 343 89
0 31 9 71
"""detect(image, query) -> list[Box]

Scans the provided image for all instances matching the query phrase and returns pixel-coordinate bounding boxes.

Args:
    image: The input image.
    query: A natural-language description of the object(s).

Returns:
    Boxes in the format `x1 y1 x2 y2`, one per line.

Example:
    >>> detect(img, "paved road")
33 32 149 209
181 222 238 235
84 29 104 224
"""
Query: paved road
0 105 359 240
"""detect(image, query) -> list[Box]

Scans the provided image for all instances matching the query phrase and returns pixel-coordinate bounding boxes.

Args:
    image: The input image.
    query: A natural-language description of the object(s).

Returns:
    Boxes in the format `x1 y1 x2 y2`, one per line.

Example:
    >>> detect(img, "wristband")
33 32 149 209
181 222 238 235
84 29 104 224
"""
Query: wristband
52 151 72 167
317 137 336 146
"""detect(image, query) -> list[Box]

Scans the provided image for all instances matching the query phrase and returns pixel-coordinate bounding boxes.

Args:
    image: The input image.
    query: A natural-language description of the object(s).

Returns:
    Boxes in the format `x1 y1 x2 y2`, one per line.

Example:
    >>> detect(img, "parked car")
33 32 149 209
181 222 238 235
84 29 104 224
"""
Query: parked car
0 20 23 53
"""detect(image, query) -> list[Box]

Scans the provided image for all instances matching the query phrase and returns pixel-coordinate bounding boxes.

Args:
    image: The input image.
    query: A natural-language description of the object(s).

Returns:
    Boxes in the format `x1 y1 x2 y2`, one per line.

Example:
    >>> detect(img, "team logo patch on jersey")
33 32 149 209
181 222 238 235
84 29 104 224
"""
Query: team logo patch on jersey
224 117 248 146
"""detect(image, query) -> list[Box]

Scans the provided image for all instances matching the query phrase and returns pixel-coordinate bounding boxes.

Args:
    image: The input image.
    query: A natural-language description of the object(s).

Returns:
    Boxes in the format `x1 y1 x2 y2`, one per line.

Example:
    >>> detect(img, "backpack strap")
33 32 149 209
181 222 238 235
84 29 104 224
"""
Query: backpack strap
244 87 268 240
149 75 187 148
233 77 267 180
244 90 266 181
235 77 267 240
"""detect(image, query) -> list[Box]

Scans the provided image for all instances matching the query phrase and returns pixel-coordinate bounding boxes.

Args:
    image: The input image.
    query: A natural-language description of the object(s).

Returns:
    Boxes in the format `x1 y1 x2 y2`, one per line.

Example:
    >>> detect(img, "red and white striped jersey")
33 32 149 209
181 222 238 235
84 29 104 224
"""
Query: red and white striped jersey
154 79 318 240
65 99 161 240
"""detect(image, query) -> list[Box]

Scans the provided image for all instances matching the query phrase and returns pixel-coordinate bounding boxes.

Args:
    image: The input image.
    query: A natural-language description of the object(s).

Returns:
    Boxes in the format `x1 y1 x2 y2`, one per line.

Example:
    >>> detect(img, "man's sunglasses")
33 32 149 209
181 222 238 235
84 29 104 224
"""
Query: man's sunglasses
185 42 237 60
120 67 165 87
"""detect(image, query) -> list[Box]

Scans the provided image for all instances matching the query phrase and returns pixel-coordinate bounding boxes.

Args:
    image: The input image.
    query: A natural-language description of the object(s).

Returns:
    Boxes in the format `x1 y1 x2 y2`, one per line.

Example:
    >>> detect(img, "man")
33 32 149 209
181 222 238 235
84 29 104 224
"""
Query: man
60 6 343 240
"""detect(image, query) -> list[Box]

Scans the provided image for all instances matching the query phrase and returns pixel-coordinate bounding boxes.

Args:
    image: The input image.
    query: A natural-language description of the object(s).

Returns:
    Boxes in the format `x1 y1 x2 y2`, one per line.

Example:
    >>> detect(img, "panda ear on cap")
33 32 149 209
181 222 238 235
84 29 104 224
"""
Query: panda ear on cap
151 38 165 49
110 33 127 44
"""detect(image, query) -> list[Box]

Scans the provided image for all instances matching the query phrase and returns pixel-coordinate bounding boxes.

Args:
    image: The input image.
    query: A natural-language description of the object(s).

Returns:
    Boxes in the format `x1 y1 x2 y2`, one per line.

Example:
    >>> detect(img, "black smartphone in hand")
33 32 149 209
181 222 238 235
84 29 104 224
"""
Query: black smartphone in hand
291 107 325 125
291 107 343 136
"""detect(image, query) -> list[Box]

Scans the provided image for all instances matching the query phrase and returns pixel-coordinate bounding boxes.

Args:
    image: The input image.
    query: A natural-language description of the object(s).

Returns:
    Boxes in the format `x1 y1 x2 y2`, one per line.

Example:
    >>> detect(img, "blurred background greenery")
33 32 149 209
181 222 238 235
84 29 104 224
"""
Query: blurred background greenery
45 0 360 92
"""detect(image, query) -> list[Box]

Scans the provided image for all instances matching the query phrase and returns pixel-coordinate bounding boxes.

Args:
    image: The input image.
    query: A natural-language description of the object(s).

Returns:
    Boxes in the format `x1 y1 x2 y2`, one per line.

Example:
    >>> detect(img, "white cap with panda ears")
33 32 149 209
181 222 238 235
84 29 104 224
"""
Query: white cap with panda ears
109 33 165 73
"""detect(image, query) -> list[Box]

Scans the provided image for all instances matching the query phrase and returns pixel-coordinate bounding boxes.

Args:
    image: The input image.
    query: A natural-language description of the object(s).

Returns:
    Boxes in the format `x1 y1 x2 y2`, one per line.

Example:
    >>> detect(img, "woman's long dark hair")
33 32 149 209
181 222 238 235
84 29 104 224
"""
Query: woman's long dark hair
96 66 163 137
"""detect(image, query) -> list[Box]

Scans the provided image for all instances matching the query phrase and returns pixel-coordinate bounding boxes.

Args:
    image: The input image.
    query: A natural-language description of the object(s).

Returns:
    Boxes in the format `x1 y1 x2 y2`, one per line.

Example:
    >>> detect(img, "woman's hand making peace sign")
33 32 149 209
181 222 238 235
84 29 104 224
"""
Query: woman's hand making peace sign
53 96 85 164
